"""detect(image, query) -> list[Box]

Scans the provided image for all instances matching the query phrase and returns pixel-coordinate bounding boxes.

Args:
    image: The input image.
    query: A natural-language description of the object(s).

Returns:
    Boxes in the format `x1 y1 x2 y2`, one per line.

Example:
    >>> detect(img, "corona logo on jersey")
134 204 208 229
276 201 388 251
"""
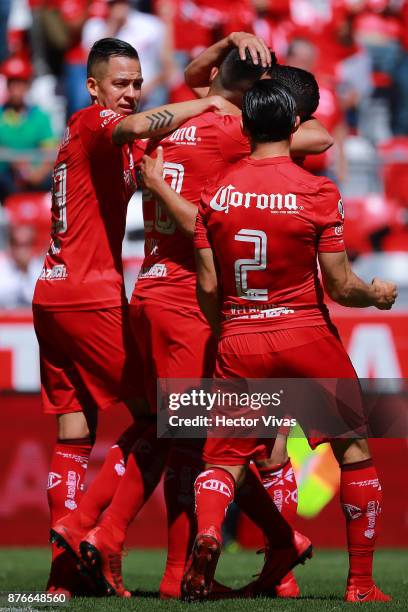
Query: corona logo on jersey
168 125 197 145
209 184 299 214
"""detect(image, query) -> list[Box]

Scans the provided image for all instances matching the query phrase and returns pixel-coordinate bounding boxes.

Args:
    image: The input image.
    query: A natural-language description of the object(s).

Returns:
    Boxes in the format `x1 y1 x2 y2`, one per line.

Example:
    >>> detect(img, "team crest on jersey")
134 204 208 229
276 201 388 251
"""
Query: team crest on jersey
100 110 122 128
210 184 298 214
167 126 198 145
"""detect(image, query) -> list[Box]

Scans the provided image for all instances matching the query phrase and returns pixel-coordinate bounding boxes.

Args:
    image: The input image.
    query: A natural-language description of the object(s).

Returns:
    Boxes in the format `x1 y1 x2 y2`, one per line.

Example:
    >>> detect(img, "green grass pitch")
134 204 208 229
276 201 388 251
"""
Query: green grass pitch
0 548 407 611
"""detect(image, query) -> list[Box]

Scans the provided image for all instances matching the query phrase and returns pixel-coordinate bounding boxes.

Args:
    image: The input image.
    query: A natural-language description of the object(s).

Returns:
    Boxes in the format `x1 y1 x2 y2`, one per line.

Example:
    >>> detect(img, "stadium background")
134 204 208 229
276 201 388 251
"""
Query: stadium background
0 0 407 577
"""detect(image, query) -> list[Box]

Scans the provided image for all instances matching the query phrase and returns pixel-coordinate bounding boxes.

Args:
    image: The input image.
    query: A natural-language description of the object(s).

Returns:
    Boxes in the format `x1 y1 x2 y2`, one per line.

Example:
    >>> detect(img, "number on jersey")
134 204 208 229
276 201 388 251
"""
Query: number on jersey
50 162 67 254
145 162 184 235
234 229 268 301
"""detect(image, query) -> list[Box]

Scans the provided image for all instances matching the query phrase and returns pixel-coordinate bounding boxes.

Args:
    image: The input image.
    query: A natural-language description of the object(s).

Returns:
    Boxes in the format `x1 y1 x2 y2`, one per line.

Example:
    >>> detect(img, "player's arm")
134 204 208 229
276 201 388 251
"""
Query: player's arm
140 146 197 237
195 247 222 337
112 96 228 145
290 118 333 156
318 250 397 309
185 32 272 88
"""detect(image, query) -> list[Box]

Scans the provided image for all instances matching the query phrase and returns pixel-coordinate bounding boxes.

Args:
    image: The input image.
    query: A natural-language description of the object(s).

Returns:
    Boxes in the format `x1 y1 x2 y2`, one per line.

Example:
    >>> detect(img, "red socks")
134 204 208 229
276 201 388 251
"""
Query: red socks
257 458 298 526
340 459 382 590
46 437 93 590
194 468 235 542
98 424 170 545
47 437 93 533
76 420 150 530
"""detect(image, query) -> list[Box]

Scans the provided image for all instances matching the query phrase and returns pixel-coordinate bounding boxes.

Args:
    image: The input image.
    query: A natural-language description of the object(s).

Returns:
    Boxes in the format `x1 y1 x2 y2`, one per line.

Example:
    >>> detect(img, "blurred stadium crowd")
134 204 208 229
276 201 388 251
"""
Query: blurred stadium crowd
0 0 407 309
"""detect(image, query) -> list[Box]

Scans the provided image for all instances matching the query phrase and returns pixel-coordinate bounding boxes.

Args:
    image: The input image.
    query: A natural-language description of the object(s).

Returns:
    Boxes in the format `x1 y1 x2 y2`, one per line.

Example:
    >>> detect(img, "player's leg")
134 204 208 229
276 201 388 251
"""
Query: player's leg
34 307 96 595
52 417 154 556
183 460 244 601
186 437 312 601
43 306 149 593
161 441 205 598
330 438 390 602
253 433 300 598
80 420 171 596
72 302 170 596
135 302 218 599
278 326 390 601
184 334 313 601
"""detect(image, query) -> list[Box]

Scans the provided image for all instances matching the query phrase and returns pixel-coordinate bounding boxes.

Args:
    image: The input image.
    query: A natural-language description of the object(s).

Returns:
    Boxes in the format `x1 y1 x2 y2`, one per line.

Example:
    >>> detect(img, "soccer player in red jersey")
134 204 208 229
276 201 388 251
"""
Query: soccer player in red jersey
130 50 330 598
186 79 397 602
43 33 273 598
32 36 231 595
65 37 331 599
137 55 329 600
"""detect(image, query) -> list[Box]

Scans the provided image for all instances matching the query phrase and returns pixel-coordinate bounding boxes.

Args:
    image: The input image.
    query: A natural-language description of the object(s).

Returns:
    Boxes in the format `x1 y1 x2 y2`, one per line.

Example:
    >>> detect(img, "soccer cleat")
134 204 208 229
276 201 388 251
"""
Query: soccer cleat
239 530 312 597
46 549 99 597
182 527 221 602
46 585 71 598
80 526 131 598
160 578 233 600
344 582 392 602
208 579 236 600
50 512 89 562
274 571 301 598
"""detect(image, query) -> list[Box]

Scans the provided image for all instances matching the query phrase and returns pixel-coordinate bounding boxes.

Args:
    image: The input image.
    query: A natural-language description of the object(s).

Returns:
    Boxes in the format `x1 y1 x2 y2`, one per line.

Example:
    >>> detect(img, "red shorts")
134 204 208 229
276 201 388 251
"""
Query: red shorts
33 305 143 415
129 297 217 412
203 325 361 465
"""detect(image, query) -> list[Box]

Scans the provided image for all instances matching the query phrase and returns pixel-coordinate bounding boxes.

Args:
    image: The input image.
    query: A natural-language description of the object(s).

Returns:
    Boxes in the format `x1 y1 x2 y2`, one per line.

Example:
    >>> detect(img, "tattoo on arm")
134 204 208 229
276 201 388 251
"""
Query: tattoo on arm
146 109 174 132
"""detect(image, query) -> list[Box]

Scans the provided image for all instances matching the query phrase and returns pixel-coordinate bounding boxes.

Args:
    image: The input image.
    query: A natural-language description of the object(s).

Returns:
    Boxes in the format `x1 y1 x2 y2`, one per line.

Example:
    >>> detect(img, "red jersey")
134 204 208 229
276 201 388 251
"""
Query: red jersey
194 156 345 336
133 111 249 307
33 104 144 311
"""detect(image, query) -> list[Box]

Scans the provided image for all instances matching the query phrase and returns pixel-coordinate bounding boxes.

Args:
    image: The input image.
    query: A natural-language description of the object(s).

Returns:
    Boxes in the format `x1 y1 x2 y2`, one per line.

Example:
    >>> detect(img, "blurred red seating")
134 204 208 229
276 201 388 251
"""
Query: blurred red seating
382 227 408 252
343 194 402 256
378 137 408 208
4 191 51 255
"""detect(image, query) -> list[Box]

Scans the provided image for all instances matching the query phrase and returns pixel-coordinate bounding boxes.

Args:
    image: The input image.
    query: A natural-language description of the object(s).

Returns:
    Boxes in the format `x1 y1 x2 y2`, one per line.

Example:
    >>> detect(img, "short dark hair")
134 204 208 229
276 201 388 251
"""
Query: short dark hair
267 64 319 121
217 48 275 93
87 38 139 77
242 80 297 143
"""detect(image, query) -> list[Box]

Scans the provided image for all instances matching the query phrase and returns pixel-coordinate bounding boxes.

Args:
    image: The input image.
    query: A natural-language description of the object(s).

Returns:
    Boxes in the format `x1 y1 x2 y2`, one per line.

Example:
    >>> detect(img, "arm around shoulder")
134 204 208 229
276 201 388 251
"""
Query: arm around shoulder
112 96 227 145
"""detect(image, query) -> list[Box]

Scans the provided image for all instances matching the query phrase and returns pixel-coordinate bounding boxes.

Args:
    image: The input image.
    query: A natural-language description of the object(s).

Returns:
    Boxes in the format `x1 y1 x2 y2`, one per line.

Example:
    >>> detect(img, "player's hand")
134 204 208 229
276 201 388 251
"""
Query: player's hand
371 277 398 310
140 146 164 192
228 31 273 68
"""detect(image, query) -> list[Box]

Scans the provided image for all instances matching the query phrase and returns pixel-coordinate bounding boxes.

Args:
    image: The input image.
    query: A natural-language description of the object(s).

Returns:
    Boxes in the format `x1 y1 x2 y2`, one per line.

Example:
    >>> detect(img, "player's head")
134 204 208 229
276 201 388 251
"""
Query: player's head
267 64 319 121
242 80 299 145
209 48 273 106
86 38 143 115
